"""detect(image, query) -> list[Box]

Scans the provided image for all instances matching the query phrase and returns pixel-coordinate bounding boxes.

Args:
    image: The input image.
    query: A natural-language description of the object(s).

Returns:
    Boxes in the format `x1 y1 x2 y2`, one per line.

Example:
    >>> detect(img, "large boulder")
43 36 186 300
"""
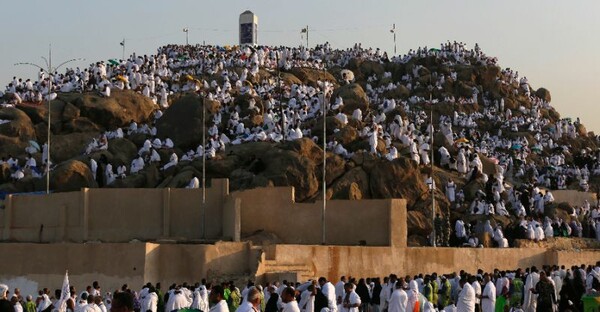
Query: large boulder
73 90 156 130
49 160 98 192
328 167 370 200
107 138 138 166
535 88 551 103
259 148 319 202
334 126 359 145
62 117 101 133
310 116 345 137
288 67 337 87
333 83 369 115
358 60 385 78
369 157 428 207
234 93 264 116
322 154 346 185
407 210 432 236
0 108 36 140
281 73 302 86
156 93 206 149
0 135 28 159
51 132 99 163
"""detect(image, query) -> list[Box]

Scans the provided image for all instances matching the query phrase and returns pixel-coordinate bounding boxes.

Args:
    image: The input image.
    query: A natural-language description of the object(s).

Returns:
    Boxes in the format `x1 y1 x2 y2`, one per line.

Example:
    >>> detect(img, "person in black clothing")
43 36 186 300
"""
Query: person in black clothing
558 277 580 312
0 284 11 312
355 279 370 312
314 288 329 312
370 278 382 312
265 287 279 312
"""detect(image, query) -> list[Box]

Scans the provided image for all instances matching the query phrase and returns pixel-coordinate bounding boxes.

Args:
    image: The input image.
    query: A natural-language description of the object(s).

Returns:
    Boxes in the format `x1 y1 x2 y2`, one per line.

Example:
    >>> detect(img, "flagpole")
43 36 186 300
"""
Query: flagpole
306 25 309 48
121 38 125 60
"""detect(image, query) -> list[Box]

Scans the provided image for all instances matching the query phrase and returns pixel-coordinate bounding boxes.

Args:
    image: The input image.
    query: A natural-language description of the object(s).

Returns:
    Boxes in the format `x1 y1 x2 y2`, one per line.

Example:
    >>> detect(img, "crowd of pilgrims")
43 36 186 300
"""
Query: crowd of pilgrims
3 41 600 245
2 262 600 312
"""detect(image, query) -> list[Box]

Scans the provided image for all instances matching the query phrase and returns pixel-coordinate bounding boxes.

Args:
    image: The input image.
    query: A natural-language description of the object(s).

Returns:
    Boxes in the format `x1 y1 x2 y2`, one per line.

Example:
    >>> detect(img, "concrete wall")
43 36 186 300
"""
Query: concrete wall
260 244 600 282
0 241 258 299
231 187 406 246
1 242 594 299
552 190 596 207
1 181 403 247
1 180 229 243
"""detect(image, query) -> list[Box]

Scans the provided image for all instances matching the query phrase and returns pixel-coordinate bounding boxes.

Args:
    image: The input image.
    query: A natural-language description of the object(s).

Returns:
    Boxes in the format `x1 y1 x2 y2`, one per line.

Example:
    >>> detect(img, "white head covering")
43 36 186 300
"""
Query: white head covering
0 284 7 298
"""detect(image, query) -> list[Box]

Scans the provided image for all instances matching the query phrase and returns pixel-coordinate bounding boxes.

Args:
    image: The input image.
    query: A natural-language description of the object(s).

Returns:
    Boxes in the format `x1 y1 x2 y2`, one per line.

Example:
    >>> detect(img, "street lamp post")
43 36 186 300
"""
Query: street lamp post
429 92 436 247
390 24 397 55
183 28 189 45
322 85 327 245
15 45 83 194
120 39 126 60
202 96 207 239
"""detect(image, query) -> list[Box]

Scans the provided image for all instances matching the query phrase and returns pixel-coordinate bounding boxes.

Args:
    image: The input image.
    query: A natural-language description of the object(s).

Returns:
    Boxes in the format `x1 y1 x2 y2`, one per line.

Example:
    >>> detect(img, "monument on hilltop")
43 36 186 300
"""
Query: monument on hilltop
239 10 258 46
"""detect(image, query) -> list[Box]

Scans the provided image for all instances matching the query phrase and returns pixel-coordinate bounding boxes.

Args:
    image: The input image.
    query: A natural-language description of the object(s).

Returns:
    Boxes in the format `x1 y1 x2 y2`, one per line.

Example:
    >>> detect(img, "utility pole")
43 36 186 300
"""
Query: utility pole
430 93 436 247
15 46 83 194
301 26 309 48
391 24 397 55
120 38 125 60
202 96 206 239
322 81 327 245
306 25 309 48
183 27 189 45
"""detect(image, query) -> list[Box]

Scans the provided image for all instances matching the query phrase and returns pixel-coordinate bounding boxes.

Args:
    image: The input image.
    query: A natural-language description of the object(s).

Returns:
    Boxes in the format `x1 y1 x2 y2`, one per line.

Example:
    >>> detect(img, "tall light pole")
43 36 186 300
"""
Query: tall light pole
183 27 189 45
321 76 331 245
390 24 397 56
120 39 125 60
15 46 83 194
430 92 436 247
202 96 207 239
301 26 309 48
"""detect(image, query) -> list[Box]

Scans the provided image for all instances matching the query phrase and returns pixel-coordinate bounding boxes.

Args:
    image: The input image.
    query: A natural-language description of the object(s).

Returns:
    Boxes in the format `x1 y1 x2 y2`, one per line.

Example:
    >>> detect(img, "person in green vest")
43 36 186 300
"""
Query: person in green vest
24 295 36 312
227 282 241 312
431 273 439 309
509 270 524 308
438 275 452 308
422 276 433 304
223 282 231 303
156 283 165 312
258 285 266 312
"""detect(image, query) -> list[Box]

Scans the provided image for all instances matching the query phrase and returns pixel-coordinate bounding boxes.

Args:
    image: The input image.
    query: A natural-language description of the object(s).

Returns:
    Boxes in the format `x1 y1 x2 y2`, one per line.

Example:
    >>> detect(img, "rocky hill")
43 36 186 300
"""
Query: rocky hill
1 44 597 245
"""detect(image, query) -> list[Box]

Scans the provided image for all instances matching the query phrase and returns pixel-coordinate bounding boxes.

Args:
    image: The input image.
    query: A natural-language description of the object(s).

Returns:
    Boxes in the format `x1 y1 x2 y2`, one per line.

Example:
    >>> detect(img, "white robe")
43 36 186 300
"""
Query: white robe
388 289 407 312
522 272 539 312
338 291 361 312
456 283 475 312
481 281 496 312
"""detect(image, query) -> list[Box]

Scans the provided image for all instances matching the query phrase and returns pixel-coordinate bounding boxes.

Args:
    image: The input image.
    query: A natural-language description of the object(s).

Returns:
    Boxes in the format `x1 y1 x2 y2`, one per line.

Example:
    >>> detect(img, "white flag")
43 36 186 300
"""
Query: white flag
58 270 70 312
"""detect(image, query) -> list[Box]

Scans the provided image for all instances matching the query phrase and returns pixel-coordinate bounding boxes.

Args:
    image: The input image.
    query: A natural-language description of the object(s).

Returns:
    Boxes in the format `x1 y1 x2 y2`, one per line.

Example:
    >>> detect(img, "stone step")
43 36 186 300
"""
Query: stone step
264 264 310 273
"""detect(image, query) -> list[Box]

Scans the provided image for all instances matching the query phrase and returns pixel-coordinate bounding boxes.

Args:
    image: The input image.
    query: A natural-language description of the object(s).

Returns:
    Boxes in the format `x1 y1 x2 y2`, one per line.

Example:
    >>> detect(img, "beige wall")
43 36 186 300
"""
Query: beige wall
0 241 258 299
552 190 596 207
0 241 597 299
260 244 599 282
1 180 229 243
232 187 405 246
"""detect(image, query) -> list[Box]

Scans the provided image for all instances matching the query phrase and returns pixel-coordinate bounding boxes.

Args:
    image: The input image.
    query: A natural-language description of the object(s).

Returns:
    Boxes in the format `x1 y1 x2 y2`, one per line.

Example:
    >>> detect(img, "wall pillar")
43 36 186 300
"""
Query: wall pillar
2 194 13 240
162 188 171 238
81 188 89 242
59 204 67 242
389 199 407 248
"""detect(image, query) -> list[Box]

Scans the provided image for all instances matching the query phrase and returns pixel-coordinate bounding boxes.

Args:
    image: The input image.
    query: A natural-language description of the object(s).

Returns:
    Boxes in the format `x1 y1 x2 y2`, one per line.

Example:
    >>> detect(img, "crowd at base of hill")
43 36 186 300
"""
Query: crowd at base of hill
1 262 600 312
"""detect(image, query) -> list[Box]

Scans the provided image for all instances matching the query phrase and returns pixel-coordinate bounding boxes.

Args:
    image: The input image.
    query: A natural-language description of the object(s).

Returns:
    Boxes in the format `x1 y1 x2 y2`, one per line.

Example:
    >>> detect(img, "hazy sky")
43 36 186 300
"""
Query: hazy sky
2 0 599 131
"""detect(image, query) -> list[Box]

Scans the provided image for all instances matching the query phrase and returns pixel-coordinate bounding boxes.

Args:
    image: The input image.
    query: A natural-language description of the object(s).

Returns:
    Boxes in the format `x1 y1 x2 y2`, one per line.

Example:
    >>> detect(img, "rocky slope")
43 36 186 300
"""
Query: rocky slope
1 46 597 245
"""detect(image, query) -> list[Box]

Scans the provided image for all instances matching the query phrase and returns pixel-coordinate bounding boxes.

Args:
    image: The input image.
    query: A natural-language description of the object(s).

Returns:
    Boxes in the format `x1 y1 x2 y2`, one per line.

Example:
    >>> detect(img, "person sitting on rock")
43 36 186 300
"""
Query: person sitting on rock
186 176 200 189
162 151 178 171
130 155 144 174
100 84 111 97
149 148 161 163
